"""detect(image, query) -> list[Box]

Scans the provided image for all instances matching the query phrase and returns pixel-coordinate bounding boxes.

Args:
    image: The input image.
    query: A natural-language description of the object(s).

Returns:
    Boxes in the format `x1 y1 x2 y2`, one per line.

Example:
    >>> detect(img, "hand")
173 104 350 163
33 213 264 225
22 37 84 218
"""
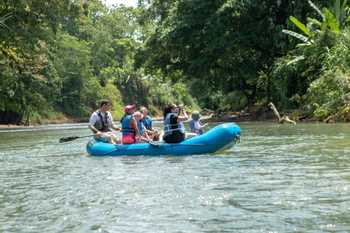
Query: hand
112 124 121 131
96 131 102 137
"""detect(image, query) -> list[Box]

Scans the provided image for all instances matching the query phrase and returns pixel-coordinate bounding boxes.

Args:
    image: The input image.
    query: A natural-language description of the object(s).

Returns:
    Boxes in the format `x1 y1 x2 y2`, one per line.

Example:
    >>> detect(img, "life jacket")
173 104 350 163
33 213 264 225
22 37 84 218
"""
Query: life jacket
94 111 110 132
121 114 136 144
141 116 152 130
163 113 185 137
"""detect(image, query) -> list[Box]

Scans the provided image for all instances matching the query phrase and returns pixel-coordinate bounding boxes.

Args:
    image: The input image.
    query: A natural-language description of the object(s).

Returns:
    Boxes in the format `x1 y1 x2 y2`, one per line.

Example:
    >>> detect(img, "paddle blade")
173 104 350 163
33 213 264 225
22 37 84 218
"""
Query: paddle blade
59 136 79 143
148 140 161 147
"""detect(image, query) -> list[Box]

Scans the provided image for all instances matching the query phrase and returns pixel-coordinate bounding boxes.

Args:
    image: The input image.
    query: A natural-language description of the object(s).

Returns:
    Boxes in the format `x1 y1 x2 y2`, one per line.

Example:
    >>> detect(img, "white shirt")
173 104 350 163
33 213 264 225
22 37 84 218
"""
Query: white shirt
89 111 114 128
194 121 201 130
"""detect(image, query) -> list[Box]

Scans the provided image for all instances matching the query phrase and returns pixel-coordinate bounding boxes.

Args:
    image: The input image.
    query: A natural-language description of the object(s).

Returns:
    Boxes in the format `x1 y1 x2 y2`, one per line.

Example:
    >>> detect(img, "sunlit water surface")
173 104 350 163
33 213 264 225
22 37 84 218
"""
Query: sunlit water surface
1 122 350 233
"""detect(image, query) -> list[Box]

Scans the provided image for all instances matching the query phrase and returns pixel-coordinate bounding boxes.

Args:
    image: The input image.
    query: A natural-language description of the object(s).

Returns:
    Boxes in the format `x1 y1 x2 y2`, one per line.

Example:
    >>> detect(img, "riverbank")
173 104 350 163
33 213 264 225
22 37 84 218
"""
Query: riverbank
0 115 89 129
0 110 307 129
0 124 28 129
3 102 340 129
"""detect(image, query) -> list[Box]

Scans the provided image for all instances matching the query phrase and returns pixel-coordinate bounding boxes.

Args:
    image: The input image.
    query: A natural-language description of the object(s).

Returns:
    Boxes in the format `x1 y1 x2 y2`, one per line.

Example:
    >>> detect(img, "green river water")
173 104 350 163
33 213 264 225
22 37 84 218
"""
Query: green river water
0 122 350 233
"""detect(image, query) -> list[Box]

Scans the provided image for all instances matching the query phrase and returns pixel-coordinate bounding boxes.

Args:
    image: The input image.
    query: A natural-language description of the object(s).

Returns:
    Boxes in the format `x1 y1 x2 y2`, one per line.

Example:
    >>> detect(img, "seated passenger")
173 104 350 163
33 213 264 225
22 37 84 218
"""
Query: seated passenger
163 104 188 143
89 99 121 144
189 111 207 135
120 104 139 144
133 111 151 142
140 106 160 141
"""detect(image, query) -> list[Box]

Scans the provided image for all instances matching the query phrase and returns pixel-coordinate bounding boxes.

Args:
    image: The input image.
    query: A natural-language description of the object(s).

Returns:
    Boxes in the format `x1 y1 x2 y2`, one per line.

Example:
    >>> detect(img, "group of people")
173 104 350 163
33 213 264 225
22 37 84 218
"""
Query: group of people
88 100 207 145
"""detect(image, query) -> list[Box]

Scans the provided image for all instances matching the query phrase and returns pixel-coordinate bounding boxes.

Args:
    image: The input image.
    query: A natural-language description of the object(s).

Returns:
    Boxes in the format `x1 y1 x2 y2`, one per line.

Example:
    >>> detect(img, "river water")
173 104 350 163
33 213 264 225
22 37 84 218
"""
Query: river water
0 122 350 233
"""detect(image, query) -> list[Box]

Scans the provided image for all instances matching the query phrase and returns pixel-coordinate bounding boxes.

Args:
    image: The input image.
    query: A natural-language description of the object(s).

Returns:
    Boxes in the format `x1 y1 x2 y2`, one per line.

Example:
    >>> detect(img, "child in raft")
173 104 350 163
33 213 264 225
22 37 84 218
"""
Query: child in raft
133 111 151 142
189 111 208 135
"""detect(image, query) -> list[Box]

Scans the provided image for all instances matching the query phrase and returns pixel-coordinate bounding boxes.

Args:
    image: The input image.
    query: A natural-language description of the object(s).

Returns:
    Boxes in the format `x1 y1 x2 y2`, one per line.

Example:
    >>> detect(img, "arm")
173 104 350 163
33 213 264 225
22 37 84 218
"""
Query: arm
177 108 188 121
145 128 154 134
111 124 121 131
149 118 153 130
88 113 100 135
130 118 140 136
142 125 151 139
89 125 100 134
108 112 121 131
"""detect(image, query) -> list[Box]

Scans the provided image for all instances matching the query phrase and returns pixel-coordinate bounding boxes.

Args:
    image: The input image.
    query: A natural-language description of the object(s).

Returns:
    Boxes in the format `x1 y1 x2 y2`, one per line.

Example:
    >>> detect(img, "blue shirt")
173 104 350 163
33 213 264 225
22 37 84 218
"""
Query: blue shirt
141 116 153 130
137 119 145 135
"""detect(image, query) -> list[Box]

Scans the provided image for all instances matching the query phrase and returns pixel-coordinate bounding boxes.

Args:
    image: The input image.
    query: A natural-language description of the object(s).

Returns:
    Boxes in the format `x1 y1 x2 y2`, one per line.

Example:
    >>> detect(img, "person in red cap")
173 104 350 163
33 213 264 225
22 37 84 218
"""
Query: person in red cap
124 104 136 113
120 104 140 144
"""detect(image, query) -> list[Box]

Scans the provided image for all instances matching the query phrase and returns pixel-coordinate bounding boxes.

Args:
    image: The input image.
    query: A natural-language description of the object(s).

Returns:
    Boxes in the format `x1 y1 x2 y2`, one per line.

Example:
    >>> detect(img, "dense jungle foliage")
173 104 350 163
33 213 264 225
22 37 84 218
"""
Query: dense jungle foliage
0 0 350 124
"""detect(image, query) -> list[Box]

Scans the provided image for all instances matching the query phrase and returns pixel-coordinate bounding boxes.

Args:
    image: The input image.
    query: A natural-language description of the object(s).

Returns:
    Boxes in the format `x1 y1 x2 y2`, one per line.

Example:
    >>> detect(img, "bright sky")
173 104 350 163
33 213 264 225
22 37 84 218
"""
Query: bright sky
103 0 138 7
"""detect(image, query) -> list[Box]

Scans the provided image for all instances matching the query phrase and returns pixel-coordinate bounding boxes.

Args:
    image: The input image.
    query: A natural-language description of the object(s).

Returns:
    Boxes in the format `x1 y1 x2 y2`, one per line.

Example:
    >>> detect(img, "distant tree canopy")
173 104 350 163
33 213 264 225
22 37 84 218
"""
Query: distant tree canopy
0 0 196 124
1 0 350 124
138 0 332 110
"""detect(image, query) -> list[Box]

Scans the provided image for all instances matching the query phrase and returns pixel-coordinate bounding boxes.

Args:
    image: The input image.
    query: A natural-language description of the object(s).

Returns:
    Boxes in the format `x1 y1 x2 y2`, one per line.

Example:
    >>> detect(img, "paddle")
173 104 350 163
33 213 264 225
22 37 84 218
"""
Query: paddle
59 135 94 143
143 138 161 147
148 140 161 147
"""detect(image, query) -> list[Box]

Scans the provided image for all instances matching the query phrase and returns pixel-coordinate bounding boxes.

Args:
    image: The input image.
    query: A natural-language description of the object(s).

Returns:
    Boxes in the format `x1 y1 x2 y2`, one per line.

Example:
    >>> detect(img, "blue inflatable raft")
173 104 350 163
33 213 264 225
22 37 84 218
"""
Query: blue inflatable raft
86 123 240 156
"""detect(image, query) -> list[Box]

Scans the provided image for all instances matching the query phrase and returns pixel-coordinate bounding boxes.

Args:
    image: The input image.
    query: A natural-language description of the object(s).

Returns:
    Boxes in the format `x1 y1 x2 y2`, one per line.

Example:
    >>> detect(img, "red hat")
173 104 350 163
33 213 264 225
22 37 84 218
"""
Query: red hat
124 104 136 113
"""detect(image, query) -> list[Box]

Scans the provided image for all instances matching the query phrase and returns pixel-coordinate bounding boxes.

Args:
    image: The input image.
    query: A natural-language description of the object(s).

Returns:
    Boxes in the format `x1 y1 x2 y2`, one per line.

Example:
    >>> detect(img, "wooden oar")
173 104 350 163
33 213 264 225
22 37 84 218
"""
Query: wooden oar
59 135 94 143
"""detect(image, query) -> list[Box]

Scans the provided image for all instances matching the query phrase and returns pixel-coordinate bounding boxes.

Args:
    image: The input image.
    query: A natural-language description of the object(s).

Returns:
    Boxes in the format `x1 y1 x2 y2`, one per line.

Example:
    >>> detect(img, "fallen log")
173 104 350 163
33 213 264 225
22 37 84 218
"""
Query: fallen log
268 102 296 125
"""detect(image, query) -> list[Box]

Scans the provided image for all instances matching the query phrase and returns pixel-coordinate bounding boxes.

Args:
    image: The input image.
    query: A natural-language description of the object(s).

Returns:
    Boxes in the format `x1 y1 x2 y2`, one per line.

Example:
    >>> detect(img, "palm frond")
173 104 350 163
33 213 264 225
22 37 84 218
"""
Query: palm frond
324 8 341 33
0 13 12 29
308 0 325 19
286 55 306 66
282 29 311 43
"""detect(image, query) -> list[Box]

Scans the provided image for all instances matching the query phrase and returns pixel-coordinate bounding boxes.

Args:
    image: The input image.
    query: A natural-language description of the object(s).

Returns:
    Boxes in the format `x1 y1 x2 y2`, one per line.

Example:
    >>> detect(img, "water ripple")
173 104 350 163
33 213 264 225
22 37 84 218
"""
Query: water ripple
1 122 350 232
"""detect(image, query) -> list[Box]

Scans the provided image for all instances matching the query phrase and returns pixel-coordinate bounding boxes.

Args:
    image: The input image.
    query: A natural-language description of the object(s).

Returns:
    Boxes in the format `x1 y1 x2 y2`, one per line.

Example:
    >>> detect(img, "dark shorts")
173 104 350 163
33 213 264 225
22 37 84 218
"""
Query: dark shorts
163 131 185 143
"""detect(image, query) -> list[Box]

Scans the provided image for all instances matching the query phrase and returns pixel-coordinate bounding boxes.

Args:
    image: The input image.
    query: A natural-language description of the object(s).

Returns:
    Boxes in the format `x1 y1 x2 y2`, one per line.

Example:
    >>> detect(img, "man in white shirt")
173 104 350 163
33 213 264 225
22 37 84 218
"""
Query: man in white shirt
89 99 121 144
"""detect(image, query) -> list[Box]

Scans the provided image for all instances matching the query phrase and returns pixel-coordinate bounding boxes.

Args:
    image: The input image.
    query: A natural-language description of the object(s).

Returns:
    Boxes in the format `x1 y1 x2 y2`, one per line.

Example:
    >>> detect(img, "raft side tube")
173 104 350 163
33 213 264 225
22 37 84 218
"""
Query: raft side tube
86 123 240 156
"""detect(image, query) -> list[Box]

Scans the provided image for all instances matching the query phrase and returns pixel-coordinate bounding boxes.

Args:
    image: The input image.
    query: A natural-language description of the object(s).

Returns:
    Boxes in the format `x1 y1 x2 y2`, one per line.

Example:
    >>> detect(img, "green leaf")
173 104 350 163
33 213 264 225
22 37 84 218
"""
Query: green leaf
289 16 311 36
286 56 305 66
307 17 322 27
323 8 341 33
